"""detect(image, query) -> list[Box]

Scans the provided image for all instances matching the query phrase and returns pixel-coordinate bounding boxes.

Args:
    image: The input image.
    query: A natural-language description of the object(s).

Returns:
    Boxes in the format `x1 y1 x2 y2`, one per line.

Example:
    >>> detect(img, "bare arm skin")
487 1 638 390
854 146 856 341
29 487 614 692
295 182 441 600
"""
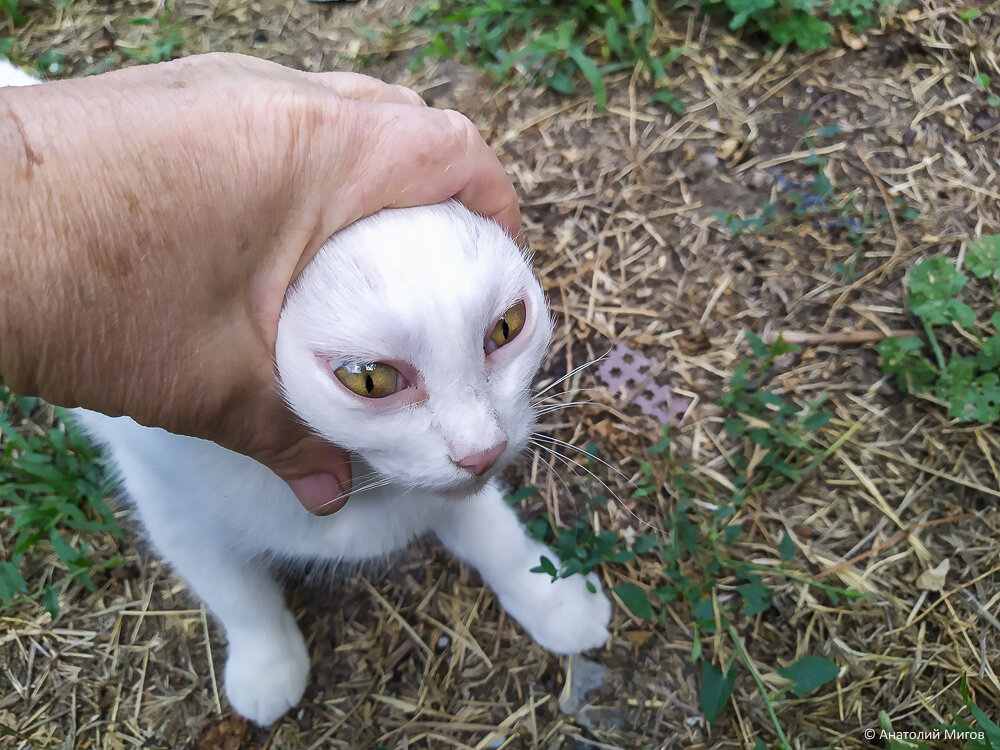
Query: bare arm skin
0 53 521 514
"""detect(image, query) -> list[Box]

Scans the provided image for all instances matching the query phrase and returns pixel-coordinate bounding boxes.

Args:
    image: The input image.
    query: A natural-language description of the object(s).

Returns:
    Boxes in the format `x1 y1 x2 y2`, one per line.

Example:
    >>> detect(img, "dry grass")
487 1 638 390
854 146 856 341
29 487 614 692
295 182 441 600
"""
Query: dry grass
2 0 999 748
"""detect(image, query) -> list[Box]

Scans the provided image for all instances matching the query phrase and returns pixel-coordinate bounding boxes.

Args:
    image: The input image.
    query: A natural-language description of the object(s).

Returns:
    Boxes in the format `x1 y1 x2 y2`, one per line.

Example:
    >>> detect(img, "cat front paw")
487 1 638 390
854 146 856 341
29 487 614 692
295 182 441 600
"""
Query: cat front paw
223 614 310 725
502 572 612 655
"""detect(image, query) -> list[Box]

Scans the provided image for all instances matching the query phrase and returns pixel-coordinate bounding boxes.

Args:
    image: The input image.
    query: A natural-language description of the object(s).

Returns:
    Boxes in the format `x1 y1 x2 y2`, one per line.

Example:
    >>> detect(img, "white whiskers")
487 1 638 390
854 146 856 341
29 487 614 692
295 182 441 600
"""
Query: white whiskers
531 351 609 404
528 437 667 534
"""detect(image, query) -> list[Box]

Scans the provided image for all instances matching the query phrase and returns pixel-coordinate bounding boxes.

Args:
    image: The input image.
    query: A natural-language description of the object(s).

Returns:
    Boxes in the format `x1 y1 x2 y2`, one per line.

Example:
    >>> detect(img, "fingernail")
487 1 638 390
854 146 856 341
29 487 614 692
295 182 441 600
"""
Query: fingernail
286 473 350 516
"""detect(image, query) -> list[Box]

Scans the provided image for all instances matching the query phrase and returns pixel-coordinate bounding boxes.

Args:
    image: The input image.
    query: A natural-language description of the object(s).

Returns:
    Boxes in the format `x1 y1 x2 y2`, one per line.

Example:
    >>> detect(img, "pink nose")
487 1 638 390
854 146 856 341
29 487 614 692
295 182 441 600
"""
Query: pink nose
455 441 507 476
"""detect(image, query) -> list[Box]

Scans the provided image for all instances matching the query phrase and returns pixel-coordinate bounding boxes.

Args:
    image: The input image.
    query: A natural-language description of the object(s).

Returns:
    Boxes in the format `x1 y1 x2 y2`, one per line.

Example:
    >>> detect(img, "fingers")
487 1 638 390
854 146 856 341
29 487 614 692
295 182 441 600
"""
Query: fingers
326 103 522 239
311 70 427 107
439 109 522 236
242 411 354 515
274 437 354 515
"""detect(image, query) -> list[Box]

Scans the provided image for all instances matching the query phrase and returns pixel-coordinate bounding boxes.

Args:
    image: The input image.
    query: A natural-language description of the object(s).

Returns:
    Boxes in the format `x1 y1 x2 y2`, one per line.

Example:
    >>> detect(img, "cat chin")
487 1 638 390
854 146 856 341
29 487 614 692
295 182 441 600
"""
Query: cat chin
436 475 494 501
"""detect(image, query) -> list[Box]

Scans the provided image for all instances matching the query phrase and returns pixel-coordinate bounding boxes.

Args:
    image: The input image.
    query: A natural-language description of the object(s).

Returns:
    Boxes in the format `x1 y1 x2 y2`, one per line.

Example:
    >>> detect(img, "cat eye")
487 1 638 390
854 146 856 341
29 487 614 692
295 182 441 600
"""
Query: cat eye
333 361 401 399
486 300 527 354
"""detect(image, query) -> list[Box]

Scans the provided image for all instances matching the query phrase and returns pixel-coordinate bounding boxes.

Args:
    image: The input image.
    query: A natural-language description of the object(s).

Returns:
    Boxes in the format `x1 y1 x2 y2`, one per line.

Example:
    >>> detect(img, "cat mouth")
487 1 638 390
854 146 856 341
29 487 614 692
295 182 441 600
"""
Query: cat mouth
436 471 494 499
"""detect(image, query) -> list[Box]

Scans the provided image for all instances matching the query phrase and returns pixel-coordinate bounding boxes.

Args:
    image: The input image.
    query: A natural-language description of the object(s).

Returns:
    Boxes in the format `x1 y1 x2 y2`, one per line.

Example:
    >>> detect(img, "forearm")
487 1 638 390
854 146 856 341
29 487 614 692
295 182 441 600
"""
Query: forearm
0 71 258 422
0 79 114 404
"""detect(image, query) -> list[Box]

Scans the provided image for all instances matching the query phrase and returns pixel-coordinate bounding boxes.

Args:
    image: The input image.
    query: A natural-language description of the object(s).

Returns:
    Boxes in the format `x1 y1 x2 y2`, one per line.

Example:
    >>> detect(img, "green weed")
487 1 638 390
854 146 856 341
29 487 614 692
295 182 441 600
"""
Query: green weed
522 333 859 744
973 72 1000 110
959 1 1000 24
878 235 1000 423
118 14 184 64
714 115 919 280
405 0 685 112
701 0 901 50
0 388 122 619
935 674 1000 749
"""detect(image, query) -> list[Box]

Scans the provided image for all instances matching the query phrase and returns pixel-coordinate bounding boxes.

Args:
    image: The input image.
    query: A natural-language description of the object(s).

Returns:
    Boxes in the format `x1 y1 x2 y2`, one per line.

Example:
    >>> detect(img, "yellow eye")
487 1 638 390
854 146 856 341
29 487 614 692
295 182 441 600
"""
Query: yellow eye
333 361 400 399
487 300 527 353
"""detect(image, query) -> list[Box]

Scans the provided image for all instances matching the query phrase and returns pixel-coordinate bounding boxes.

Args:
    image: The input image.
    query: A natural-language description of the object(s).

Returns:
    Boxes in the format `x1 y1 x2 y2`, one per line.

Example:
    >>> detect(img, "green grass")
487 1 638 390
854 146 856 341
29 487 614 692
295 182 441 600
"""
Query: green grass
405 0 685 112
402 0 900 112
702 0 901 50
521 333 858 744
1 3 184 70
0 387 121 619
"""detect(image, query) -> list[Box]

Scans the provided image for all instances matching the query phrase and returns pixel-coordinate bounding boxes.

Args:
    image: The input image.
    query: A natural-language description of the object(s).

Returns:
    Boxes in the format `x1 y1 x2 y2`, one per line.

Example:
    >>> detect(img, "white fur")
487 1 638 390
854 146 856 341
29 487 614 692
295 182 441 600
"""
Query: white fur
1 58 611 727
0 58 41 87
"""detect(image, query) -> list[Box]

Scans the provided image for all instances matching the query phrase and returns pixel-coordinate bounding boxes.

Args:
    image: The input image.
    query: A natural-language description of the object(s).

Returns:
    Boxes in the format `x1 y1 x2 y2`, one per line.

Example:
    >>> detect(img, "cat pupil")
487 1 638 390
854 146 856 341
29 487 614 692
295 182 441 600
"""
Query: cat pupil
365 374 374 393
501 319 510 339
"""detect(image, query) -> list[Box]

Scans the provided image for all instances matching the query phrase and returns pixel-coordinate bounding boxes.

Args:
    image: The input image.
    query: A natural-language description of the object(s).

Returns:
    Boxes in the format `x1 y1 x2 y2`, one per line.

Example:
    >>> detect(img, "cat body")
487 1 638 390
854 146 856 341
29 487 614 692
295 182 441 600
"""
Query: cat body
2 58 611 725
72 202 612 725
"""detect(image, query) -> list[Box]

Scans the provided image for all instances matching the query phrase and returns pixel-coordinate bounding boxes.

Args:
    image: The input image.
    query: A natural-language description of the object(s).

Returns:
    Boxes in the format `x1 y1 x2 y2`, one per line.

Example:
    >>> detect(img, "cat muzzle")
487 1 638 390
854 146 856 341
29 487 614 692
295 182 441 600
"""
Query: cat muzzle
454 441 507 476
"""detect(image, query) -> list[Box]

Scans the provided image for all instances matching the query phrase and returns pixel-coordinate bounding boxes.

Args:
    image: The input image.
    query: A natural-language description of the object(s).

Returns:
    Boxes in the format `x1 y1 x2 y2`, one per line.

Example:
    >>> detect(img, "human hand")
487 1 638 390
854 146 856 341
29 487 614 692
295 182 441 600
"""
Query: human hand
0 53 521 514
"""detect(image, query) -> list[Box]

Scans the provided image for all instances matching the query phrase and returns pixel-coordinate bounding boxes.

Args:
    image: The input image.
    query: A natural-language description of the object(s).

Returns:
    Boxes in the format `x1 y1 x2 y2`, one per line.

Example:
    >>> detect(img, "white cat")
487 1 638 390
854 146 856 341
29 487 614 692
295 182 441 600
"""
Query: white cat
1 58 612 726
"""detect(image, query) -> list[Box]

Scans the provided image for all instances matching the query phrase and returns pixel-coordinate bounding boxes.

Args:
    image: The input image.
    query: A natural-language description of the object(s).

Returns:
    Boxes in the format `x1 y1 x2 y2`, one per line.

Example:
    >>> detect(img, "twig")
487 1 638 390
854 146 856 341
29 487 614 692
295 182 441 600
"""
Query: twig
817 514 975 580
766 329 919 345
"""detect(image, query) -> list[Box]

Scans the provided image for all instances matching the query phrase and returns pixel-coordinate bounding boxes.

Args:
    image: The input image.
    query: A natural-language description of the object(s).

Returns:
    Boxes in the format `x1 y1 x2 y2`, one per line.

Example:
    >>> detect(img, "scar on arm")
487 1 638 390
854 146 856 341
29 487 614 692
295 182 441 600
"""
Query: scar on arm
3 102 44 173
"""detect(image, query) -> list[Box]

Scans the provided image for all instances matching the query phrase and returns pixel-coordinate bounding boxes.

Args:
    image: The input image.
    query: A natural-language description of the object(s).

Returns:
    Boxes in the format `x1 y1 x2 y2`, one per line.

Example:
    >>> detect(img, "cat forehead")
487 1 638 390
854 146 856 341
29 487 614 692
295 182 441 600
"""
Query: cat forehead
288 203 536 328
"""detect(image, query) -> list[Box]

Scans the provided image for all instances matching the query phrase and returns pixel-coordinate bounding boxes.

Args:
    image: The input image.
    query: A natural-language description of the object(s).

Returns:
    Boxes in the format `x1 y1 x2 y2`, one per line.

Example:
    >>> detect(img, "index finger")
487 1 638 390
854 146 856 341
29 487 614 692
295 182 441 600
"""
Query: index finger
439 109 522 237
322 102 522 240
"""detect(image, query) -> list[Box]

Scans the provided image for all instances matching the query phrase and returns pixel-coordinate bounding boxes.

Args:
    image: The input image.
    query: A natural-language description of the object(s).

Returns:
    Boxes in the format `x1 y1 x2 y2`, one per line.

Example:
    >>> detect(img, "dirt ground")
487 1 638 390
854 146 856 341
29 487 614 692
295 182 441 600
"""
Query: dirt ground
2 0 1000 748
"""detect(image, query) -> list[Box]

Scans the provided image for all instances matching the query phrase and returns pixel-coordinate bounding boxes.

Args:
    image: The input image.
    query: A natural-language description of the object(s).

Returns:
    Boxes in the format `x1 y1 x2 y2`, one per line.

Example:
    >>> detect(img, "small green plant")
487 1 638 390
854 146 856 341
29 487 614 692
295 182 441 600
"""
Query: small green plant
959 1 1000 23
878 235 1000 423
701 0 901 50
935 674 1000 749
0 0 68 25
524 333 858 745
713 116 919 280
406 0 685 111
118 14 184 64
973 72 1000 110
0 388 122 618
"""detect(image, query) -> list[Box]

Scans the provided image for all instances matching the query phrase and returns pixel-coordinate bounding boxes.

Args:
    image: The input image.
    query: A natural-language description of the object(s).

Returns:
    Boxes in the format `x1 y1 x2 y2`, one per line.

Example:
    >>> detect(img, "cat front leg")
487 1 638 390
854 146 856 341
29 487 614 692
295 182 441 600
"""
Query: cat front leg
139 521 309 725
432 483 611 654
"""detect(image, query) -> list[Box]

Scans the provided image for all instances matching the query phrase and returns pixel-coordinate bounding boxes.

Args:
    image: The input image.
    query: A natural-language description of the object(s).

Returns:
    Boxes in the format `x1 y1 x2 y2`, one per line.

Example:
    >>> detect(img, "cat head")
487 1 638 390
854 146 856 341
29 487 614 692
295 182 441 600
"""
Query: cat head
276 201 551 495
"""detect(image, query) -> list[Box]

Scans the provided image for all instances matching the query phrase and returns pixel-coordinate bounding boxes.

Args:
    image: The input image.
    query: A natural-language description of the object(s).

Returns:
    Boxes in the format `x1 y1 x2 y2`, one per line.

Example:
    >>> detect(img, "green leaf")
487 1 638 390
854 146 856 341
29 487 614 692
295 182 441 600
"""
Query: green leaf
504 486 535 506
960 8 982 21
0 561 28 601
738 582 773 615
746 331 769 361
779 531 796 561
692 598 717 628
565 46 606 109
877 336 937 390
967 235 1000 278
908 257 969 325
802 410 831 432
42 585 60 619
974 72 992 90
604 17 625 58
943 371 1000 423
813 171 833 197
530 555 559 579
49 529 84 567
777 655 840 697
700 661 737 723
613 582 654 619
632 534 660 554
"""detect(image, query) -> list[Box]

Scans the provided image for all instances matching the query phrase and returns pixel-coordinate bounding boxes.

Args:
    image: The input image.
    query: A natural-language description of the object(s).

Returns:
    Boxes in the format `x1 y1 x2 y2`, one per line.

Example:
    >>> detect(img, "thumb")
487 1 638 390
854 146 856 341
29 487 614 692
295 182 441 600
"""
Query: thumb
276 436 354 515
244 414 354 515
